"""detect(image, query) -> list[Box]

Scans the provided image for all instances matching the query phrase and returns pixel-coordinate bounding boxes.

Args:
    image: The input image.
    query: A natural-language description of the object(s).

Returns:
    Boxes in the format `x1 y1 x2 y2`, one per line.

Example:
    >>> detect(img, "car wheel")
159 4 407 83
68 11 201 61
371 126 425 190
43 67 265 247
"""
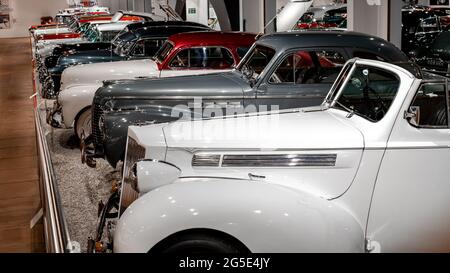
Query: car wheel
74 107 92 141
152 232 248 254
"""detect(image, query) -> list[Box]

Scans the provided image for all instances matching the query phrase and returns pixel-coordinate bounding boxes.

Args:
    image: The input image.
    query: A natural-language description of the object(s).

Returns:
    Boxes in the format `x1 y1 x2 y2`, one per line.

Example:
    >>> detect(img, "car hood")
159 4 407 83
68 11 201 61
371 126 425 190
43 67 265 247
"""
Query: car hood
131 108 364 199
58 49 121 66
60 59 158 90
95 72 246 99
162 108 364 150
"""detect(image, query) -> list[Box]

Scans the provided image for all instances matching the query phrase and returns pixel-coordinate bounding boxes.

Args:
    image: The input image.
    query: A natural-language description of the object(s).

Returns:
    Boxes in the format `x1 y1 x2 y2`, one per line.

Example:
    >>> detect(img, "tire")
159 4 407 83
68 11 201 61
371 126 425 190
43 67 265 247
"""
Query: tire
74 107 92 141
153 232 248 254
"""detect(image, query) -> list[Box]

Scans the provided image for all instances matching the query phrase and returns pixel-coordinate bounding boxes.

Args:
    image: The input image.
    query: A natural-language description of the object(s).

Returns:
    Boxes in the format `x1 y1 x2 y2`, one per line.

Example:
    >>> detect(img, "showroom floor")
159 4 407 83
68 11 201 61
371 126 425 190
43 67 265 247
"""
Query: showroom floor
0 38 41 252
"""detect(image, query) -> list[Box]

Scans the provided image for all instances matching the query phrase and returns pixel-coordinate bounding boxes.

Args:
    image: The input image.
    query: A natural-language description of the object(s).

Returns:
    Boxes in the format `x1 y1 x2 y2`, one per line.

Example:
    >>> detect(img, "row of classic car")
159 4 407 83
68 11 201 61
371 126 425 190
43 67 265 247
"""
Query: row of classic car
31 4 450 253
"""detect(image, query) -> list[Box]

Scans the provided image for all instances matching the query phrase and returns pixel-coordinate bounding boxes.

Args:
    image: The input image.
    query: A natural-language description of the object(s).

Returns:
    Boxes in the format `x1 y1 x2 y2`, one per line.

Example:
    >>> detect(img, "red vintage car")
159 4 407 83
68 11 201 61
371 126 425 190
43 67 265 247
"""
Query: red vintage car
154 31 258 72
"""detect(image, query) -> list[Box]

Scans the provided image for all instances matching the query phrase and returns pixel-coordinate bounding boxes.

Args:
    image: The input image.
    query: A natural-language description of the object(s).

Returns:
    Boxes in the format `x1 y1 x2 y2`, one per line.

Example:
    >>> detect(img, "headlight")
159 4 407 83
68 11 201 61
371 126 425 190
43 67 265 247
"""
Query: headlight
134 160 181 194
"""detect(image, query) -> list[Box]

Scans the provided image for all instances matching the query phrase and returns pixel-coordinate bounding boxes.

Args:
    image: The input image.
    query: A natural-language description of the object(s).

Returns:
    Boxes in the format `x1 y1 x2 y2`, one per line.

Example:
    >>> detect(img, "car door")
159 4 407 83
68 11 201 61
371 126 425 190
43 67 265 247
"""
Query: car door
367 82 450 252
253 48 347 110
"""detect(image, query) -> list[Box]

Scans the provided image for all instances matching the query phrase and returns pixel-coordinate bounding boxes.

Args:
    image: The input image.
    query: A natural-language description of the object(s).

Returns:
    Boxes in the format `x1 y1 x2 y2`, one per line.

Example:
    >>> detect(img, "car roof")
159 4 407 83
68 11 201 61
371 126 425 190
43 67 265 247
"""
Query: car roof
125 21 209 32
132 25 212 39
168 31 258 47
257 30 408 62
96 21 133 31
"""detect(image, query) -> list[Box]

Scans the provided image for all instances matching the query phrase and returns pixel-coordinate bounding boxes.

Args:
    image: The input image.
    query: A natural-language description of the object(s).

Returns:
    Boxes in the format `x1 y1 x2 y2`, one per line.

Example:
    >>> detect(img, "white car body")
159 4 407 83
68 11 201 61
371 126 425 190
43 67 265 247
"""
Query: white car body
277 0 313 31
33 27 71 37
58 59 231 128
114 58 450 253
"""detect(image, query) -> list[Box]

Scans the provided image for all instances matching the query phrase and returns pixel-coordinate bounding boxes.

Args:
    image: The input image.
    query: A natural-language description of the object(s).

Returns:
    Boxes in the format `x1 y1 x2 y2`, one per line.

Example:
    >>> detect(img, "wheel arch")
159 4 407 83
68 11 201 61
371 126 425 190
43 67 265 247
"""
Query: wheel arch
113 178 365 253
148 228 252 254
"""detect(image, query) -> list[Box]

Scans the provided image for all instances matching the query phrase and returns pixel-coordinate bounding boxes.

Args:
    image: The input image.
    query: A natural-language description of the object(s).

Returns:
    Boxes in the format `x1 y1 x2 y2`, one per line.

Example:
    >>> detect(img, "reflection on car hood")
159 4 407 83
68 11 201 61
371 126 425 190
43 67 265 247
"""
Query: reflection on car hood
58 49 121 66
162 109 364 150
61 59 159 89
96 72 246 99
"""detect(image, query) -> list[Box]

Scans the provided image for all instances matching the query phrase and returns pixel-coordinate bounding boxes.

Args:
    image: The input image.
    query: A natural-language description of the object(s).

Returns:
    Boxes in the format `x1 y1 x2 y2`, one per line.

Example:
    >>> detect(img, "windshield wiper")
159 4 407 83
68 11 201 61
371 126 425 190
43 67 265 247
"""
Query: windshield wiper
333 100 355 118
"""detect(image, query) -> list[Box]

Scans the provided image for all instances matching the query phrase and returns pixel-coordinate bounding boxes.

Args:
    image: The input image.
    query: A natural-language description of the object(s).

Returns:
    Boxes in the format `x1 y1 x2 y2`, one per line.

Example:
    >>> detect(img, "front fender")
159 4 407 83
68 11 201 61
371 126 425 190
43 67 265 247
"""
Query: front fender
59 84 102 128
114 178 364 253
102 108 180 167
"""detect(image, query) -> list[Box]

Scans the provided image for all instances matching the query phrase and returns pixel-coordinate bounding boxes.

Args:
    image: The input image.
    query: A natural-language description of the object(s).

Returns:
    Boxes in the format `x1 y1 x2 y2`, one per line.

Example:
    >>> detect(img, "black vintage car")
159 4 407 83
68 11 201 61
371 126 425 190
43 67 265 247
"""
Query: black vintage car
41 22 210 99
85 31 410 168
402 7 443 54
415 31 450 77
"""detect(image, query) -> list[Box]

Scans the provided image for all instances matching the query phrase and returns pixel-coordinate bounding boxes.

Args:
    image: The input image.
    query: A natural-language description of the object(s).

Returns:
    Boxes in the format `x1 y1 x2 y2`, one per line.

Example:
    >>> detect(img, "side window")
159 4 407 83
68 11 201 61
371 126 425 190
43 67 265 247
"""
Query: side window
170 47 235 69
132 39 166 57
142 39 166 57
417 17 439 33
269 50 346 84
353 51 386 62
409 83 448 128
132 40 145 56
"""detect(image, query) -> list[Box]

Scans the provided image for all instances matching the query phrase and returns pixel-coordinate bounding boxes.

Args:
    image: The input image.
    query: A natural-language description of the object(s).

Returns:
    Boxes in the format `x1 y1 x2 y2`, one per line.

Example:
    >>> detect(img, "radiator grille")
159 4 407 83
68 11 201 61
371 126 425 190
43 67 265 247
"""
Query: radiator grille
119 137 146 215
91 103 104 149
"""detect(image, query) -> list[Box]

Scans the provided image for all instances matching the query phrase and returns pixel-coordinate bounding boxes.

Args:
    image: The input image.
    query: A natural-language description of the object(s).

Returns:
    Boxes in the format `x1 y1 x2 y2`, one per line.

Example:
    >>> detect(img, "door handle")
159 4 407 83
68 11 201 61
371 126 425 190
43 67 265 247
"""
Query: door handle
248 173 266 181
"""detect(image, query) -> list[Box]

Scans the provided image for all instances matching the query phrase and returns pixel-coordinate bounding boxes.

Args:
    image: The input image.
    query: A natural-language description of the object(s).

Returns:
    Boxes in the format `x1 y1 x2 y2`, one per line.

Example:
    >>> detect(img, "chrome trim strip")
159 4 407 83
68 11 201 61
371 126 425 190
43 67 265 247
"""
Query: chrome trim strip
222 154 337 167
109 96 245 100
139 159 182 171
192 153 337 167
192 154 221 167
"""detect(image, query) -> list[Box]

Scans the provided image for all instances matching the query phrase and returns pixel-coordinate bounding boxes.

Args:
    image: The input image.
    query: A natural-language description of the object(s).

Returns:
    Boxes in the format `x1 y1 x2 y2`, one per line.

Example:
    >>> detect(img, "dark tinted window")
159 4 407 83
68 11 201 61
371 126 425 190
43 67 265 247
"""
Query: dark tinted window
353 51 386 62
132 39 166 57
170 47 234 69
237 47 250 59
269 50 345 84
409 83 448 128
335 65 400 122
238 45 276 76
431 32 450 52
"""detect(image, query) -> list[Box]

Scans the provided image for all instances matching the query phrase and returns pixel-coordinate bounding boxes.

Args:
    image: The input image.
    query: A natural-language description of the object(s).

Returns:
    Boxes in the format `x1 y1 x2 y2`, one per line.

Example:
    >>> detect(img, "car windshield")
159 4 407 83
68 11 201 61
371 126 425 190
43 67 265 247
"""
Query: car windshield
154 41 174 63
237 45 276 79
114 34 139 56
112 31 136 49
328 63 401 122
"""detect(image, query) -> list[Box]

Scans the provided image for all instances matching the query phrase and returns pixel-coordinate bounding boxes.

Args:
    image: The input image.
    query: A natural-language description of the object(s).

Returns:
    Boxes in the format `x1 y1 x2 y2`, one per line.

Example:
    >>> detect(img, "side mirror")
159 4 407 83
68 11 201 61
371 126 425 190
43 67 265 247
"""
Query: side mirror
404 106 421 127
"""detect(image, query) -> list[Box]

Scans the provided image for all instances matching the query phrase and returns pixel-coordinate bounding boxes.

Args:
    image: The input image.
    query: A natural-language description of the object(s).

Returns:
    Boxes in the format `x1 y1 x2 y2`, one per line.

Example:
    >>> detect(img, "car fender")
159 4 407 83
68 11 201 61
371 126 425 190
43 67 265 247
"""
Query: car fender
59 83 102 128
114 178 364 253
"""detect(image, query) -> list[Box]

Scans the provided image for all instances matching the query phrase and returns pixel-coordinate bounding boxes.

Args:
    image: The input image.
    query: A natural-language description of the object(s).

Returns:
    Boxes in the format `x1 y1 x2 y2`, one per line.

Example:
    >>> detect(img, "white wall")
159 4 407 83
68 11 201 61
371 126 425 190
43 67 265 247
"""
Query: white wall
0 0 69 38
242 0 264 33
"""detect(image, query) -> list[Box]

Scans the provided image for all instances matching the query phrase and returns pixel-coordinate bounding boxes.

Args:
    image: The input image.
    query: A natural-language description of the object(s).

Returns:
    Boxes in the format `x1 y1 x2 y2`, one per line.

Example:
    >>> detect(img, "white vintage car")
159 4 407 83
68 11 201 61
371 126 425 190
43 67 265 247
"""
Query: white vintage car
110 58 450 253
54 31 255 139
